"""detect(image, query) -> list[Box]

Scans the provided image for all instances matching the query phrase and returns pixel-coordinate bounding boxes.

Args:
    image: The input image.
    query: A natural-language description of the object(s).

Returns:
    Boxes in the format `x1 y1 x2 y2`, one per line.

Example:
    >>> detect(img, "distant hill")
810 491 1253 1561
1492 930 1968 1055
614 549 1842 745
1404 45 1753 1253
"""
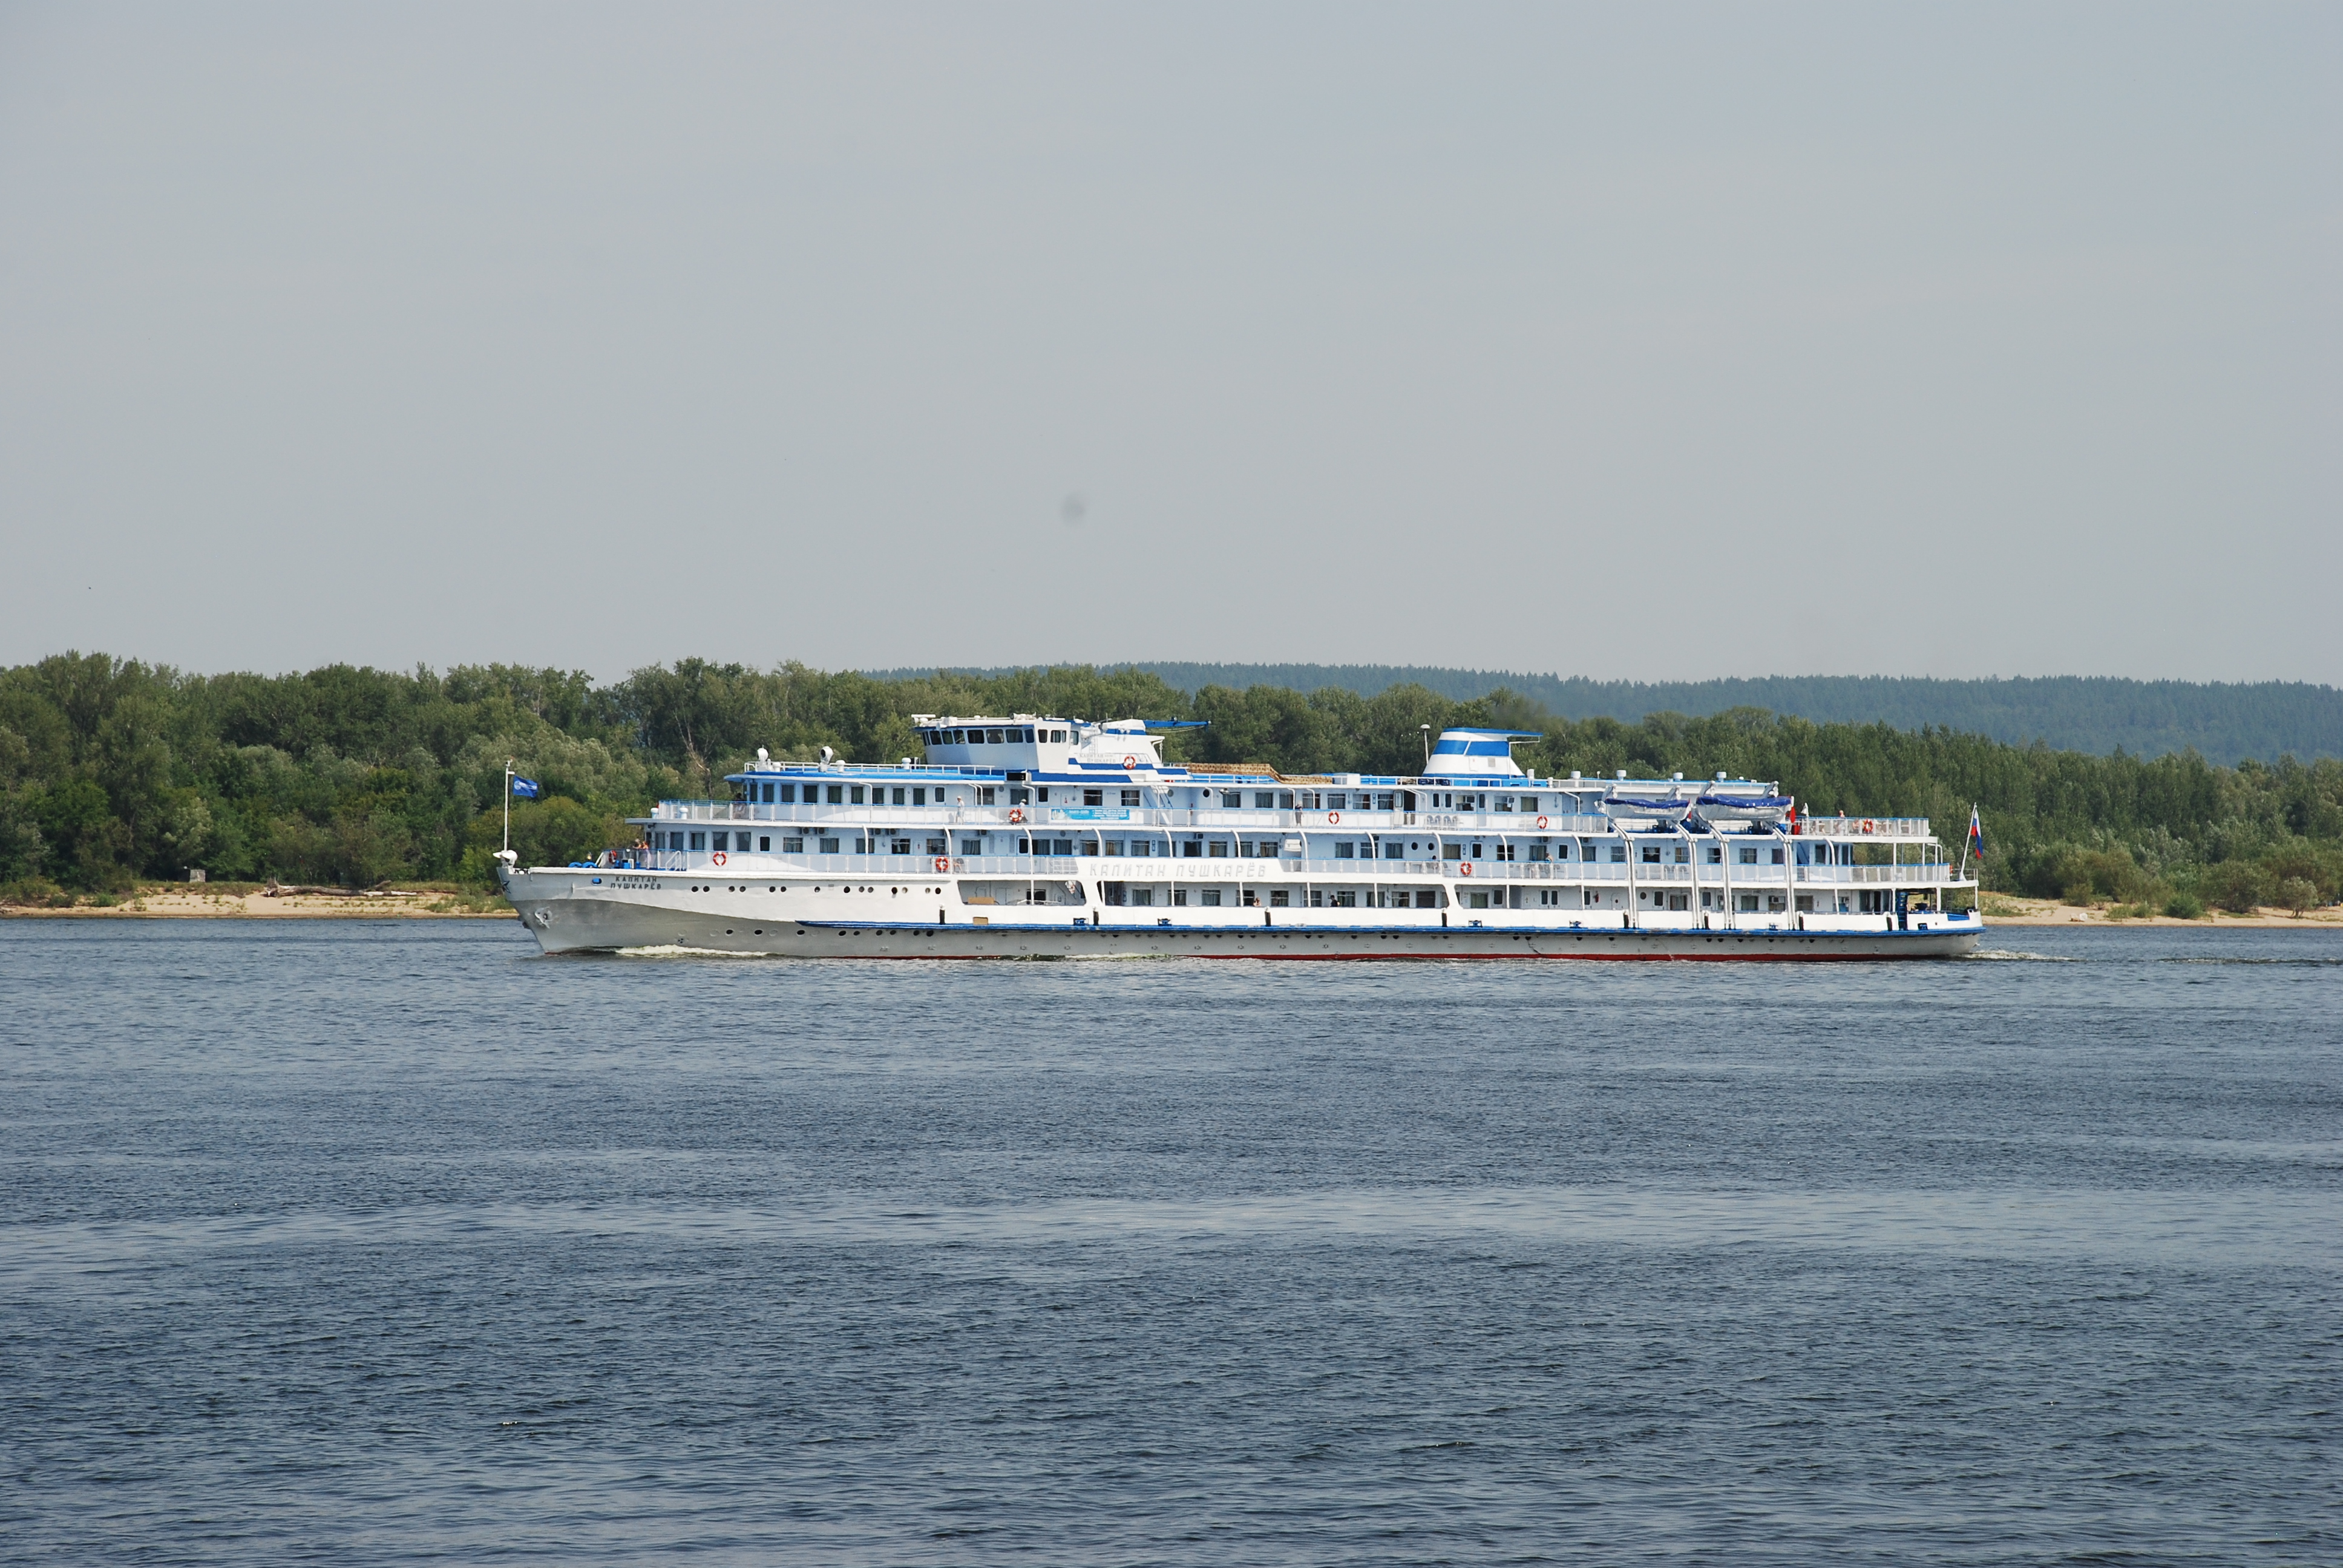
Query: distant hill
862 665 2343 765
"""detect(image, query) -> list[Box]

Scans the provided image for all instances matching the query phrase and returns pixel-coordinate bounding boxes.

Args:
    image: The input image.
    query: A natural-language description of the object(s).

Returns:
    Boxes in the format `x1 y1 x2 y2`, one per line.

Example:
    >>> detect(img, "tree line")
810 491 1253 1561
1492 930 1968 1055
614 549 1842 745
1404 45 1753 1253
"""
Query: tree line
2 653 2337 913
873 664 2343 768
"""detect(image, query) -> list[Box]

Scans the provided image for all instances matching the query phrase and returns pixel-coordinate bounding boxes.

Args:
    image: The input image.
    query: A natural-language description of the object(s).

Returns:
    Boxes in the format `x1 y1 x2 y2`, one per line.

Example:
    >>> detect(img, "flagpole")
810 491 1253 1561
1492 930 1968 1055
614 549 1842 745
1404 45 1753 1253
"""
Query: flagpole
505 762 513 855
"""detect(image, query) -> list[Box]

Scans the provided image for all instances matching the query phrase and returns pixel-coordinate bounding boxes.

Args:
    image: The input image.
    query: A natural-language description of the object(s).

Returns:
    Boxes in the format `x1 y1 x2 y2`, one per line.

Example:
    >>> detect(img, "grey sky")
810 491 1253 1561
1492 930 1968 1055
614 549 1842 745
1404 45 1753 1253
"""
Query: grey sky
2 3 2336 684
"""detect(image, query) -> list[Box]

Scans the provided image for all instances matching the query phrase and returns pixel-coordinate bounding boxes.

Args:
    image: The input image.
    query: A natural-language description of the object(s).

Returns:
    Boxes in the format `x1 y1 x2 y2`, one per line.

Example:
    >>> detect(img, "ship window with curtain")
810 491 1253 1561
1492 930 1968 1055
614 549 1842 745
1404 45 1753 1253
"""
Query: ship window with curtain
1201 889 1221 906
890 838 911 855
1208 841 1228 858
1609 844 1627 863
1384 843 1404 859
1738 846 1759 864
913 788 926 806
1182 840 1202 858
850 786 865 805
1121 789 1140 806
960 838 982 857
1254 792 1276 808
1335 842 1354 859
826 785 844 805
819 837 839 854
778 785 795 803
782 837 803 853
689 832 706 851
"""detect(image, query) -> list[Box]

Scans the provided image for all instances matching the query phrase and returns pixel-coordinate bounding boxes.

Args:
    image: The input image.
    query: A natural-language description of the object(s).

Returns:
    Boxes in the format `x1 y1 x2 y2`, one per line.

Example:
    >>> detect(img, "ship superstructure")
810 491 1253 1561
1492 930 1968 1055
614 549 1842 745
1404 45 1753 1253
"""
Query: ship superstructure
494 717 1982 958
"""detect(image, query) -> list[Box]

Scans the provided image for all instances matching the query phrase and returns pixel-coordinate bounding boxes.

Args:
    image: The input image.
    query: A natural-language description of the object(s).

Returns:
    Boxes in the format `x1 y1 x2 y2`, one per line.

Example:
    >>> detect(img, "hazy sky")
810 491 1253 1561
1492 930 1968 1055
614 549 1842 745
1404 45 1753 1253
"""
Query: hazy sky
2 3 2336 684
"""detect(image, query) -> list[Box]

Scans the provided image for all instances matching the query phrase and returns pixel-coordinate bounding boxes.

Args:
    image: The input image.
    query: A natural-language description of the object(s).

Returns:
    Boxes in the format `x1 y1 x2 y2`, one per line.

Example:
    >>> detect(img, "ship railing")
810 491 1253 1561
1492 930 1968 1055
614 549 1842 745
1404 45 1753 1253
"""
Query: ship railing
648 800 1631 837
1797 816 1933 838
606 849 1978 886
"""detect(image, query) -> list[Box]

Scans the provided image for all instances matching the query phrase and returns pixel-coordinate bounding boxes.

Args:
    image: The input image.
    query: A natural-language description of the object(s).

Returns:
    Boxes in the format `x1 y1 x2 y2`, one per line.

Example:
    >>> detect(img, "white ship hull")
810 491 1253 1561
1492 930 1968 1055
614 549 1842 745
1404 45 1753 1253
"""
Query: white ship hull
496 867 1983 960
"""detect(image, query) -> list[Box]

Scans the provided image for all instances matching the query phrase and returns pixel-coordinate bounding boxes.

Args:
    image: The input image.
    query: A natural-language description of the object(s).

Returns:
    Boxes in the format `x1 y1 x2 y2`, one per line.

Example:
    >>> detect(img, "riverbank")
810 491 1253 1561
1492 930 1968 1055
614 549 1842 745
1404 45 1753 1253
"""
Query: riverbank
1983 895 2341 928
2 883 511 918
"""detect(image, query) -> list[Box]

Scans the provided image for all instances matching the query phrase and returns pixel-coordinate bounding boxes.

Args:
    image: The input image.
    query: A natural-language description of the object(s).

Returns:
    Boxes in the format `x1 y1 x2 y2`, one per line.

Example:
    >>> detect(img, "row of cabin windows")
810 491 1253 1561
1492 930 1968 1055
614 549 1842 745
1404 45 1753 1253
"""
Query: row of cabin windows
741 782 931 806
1417 792 1544 812
1115 887 1444 909
660 829 1793 866
920 726 1070 745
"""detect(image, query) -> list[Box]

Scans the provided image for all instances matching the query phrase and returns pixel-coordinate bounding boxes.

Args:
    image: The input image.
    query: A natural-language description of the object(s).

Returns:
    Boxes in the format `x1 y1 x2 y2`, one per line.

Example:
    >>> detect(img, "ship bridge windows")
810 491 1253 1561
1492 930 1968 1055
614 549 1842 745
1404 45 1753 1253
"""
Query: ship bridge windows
826 785 844 805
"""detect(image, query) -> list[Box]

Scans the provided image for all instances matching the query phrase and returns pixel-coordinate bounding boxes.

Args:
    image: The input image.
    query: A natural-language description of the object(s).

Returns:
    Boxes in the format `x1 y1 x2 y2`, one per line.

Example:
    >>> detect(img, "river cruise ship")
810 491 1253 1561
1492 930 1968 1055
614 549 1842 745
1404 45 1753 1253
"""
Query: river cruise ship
496 717 1981 958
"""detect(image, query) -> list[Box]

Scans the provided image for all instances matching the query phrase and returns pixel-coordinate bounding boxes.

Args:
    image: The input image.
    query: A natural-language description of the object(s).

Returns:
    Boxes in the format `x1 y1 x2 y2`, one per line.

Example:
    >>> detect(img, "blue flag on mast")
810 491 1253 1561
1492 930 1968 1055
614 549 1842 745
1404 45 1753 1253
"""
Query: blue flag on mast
511 776 541 800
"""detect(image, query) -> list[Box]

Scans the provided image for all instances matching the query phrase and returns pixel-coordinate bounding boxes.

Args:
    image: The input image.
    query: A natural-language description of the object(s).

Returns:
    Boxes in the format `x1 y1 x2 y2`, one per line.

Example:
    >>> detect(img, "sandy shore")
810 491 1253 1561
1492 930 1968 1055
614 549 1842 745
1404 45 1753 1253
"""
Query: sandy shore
1984 896 2341 929
5 887 511 919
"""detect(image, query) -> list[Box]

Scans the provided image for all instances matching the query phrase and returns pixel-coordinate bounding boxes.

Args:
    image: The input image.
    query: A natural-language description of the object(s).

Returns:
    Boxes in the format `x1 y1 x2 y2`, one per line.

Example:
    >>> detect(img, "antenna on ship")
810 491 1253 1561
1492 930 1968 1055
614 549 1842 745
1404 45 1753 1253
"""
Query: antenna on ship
503 760 512 854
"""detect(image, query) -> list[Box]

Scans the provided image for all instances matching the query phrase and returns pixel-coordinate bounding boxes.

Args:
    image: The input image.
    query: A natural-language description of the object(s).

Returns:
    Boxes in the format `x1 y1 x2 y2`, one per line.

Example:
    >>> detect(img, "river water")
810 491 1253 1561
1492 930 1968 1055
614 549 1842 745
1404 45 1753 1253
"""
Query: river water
2 920 2337 1564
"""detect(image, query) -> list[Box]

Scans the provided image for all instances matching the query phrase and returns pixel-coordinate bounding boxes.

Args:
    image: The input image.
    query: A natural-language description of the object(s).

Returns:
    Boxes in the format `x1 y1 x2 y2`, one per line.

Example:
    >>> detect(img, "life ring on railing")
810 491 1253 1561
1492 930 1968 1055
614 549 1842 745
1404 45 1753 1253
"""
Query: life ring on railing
1122 755 1138 769
1535 815 1548 829
1861 818 1875 835
1327 811 1340 825
934 856 950 872
1008 808 1024 824
712 851 727 866
1459 861 1474 876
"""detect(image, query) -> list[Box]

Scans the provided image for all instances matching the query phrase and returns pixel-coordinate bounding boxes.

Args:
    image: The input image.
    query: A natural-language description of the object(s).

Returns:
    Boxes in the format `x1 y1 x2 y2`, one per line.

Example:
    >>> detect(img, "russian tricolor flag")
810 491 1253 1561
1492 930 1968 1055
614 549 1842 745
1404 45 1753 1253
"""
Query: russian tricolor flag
1967 806 1984 858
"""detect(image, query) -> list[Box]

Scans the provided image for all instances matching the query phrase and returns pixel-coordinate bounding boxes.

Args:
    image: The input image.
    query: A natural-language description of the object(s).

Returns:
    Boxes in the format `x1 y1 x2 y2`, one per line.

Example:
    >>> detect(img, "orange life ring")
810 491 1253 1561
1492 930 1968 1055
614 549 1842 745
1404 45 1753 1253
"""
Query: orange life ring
712 851 727 866
933 856 950 872
1327 811 1340 825
1861 818 1875 834
1008 808 1024 824
1459 861 1474 876
1535 815 1548 829
1122 754 1137 769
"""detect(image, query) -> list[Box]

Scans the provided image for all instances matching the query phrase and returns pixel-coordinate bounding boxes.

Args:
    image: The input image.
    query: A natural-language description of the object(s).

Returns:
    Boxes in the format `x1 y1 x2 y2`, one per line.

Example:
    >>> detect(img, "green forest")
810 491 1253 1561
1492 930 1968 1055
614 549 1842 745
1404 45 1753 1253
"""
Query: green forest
873 664 2343 767
4 653 2339 916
